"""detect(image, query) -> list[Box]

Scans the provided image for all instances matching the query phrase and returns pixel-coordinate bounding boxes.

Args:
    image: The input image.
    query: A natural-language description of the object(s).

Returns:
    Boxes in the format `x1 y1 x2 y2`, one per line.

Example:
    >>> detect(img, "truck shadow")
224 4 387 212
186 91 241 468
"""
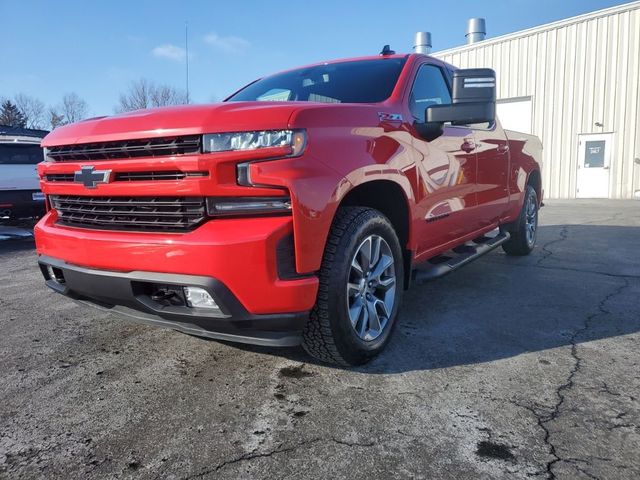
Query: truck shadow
0 238 36 255
0 222 37 253
237 224 640 374
6 222 638 375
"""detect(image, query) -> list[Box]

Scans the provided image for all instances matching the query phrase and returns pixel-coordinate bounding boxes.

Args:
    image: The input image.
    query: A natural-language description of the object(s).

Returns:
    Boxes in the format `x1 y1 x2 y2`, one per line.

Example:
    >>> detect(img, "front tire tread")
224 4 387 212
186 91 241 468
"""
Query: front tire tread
302 207 399 366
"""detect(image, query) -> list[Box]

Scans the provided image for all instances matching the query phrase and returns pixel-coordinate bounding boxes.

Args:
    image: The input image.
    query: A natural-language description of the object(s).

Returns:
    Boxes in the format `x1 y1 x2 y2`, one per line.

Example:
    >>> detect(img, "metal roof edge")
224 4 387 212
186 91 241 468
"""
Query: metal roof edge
433 0 640 56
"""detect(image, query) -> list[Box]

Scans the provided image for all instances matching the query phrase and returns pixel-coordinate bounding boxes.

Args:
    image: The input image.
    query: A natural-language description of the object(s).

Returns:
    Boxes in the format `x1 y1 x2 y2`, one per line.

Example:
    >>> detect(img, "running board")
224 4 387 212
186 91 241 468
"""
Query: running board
413 231 510 285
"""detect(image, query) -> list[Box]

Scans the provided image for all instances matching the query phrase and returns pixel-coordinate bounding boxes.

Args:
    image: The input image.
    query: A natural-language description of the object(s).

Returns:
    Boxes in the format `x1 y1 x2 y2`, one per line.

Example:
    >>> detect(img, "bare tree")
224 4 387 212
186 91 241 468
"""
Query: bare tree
46 93 90 129
117 78 152 111
48 108 66 130
13 93 46 129
150 84 188 108
60 93 89 124
117 79 188 112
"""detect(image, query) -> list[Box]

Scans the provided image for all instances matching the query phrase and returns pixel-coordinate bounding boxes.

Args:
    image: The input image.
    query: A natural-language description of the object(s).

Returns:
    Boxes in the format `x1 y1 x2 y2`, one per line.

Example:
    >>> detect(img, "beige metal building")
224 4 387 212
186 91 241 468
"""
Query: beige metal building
434 1 640 199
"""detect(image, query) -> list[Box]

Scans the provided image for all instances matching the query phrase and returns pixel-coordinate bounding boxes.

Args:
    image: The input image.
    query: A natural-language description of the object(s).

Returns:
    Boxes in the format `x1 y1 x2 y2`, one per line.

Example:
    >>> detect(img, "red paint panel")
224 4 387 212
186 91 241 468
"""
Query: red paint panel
35 211 318 314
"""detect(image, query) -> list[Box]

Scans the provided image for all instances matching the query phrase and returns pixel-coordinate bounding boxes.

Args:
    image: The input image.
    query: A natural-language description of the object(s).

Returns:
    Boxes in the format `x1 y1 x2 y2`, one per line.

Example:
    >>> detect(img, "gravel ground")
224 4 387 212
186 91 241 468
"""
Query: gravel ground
0 200 639 480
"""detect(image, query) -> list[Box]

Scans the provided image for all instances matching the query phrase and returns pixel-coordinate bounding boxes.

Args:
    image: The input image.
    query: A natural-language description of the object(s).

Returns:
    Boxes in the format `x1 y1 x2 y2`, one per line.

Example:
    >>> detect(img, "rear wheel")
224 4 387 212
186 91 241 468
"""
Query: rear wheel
302 207 404 366
502 185 538 256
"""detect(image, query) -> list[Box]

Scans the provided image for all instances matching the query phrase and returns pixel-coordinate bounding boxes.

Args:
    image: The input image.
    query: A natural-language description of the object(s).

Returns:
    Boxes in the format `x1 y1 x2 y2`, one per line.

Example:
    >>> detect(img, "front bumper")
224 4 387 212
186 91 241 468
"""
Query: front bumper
34 211 318 314
0 190 46 220
38 255 308 347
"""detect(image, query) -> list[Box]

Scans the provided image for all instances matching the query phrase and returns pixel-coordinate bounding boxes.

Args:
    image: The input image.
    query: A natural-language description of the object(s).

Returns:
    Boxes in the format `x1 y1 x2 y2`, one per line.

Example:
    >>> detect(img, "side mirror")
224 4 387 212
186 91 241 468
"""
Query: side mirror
426 68 496 126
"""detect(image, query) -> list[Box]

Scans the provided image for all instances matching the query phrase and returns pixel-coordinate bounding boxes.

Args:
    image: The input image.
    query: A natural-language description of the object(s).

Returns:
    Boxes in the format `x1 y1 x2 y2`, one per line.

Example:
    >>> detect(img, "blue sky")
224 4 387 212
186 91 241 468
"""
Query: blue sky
0 0 630 116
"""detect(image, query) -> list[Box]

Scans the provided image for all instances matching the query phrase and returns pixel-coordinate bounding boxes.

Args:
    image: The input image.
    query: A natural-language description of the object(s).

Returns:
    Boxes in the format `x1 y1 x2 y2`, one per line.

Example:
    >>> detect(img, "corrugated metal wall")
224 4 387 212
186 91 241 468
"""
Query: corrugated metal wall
434 2 640 199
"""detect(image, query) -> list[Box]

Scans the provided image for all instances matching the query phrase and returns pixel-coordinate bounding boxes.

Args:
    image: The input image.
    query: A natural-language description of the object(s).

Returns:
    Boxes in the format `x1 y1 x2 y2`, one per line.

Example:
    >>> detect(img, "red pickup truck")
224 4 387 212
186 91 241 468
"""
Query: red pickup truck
35 52 542 365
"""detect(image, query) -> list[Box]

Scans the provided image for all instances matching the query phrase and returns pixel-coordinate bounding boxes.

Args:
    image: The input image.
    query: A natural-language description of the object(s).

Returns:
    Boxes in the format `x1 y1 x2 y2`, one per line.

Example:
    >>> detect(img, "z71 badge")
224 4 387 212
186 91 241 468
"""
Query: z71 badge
378 112 403 122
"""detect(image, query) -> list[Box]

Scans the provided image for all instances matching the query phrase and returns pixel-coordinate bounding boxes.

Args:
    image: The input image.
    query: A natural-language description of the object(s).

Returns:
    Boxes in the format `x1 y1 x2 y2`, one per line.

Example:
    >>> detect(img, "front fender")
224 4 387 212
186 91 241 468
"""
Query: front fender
249 156 416 274
247 154 350 274
248 124 419 274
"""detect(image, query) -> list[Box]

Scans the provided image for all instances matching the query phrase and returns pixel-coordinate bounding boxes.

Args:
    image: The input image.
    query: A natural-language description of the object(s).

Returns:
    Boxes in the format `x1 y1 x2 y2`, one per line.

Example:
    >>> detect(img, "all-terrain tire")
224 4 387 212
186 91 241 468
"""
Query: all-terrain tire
501 185 539 256
302 207 404 366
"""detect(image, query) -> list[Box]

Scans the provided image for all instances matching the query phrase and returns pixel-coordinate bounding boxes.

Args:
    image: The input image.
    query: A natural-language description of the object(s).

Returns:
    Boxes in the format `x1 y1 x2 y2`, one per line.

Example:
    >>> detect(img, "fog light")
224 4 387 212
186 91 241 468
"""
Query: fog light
183 286 221 311
46 265 65 284
46 265 56 281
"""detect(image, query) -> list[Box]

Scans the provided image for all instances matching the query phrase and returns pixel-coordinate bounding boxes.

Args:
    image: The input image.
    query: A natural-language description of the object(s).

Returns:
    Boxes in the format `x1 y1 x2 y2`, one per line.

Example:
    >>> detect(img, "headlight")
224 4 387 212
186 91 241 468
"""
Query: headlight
202 129 306 156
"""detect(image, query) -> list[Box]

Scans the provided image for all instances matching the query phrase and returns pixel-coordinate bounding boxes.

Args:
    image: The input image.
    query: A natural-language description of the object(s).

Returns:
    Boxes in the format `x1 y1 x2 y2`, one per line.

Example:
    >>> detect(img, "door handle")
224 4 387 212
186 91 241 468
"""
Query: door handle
603 166 610 170
497 144 510 154
461 140 476 153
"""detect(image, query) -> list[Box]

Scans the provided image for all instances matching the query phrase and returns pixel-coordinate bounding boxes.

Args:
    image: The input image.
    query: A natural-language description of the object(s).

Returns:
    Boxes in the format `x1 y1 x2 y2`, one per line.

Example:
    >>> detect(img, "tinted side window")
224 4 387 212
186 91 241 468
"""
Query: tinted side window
0 144 44 165
409 65 452 122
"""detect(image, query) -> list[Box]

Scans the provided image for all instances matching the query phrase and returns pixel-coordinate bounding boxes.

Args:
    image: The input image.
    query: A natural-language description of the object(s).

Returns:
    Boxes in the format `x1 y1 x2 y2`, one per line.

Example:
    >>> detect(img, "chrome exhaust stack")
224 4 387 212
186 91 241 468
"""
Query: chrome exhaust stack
466 18 486 44
413 32 432 54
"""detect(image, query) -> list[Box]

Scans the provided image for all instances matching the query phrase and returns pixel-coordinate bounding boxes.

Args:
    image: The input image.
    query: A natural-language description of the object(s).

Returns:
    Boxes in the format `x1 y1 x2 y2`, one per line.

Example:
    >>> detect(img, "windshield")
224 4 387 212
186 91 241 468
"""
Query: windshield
227 58 407 104
0 144 44 165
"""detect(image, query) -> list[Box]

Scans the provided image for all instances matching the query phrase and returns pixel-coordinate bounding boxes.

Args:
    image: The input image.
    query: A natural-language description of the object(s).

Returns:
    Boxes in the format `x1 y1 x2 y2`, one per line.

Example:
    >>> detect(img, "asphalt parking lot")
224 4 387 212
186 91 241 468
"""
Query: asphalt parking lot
0 200 638 480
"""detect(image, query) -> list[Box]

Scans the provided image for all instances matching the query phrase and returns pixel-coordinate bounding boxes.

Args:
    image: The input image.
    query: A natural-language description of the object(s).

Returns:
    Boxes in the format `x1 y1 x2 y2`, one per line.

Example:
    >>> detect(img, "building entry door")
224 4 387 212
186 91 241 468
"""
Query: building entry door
577 133 612 198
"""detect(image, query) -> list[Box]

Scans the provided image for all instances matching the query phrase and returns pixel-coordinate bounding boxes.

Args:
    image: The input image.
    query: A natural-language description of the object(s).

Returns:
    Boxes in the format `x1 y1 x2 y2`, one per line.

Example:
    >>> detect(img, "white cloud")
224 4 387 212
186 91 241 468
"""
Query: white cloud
152 44 186 61
203 33 250 54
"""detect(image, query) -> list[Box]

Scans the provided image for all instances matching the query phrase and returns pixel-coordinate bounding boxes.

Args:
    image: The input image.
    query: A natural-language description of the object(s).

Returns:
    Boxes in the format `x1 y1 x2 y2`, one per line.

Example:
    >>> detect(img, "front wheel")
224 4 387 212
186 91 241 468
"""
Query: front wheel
302 207 404 366
501 185 539 256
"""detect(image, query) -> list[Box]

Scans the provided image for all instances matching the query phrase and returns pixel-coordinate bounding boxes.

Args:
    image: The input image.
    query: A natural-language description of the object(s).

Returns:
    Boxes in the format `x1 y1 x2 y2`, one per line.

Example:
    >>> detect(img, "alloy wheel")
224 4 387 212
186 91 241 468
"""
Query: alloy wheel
525 194 538 246
346 234 397 341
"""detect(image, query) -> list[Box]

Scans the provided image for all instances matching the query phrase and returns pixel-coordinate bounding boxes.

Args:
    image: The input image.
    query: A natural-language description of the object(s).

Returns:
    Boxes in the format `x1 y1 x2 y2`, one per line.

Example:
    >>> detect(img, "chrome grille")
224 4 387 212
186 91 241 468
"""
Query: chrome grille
46 135 201 161
50 195 206 232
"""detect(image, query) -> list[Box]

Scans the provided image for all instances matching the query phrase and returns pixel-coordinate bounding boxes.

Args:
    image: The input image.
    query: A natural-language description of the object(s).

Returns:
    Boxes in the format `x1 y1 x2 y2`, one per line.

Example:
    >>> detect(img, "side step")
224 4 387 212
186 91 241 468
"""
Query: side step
413 230 510 285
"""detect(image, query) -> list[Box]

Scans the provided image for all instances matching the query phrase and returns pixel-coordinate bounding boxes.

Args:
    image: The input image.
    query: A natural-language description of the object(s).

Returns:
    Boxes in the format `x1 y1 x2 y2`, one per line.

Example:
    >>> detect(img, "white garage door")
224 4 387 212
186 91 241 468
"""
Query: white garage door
496 97 532 134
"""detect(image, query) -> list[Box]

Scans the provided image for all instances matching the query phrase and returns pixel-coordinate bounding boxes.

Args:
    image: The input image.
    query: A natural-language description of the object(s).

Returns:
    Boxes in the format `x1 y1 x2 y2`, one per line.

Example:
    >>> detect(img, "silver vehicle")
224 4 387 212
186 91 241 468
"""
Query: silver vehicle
0 126 48 222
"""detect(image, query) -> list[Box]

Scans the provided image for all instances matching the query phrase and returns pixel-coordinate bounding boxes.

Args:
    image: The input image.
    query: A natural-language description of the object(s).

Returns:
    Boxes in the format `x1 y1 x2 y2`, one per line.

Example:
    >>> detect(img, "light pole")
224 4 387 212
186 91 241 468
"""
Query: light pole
185 21 190 104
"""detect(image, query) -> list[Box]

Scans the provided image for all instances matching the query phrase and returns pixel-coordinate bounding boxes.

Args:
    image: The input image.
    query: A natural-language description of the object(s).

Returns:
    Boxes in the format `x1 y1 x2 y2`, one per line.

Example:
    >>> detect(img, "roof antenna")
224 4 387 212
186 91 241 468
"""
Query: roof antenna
380 45 395 56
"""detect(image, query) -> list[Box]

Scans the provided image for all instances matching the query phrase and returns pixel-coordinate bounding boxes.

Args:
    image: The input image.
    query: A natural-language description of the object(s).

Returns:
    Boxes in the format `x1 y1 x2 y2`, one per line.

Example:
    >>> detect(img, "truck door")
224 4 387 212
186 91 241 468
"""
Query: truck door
473 120 510 225
407 63 479 259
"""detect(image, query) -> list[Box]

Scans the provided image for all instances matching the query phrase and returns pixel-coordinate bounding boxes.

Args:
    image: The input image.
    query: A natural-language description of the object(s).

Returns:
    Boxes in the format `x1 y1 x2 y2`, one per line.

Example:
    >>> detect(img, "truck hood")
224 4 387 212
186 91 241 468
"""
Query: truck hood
42 102 303 147
43 101 390 147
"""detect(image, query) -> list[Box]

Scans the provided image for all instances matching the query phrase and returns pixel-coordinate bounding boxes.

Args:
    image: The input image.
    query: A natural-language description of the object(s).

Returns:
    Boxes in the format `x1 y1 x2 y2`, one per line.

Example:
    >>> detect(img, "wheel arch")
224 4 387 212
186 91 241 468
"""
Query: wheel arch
337 179 413 289
527 168 542 204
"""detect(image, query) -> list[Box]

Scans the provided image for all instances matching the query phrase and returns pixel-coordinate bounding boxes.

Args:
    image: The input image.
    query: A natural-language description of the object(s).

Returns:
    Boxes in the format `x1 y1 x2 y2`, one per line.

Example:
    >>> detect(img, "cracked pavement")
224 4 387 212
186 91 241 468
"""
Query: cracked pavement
1 200 639 479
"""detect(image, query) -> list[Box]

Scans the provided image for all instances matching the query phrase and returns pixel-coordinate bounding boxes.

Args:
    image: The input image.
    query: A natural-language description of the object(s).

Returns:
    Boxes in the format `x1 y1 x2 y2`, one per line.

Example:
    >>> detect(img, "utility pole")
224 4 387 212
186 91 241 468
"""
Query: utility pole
185 21 190 103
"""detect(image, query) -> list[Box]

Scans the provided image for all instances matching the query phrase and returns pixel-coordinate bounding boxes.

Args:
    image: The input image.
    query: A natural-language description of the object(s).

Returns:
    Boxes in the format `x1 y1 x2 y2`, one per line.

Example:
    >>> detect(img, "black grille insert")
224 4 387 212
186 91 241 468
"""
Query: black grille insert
47 135 201 161
50 195 207 232
45 171 208 182
115 171 208 181
45 173 76 182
